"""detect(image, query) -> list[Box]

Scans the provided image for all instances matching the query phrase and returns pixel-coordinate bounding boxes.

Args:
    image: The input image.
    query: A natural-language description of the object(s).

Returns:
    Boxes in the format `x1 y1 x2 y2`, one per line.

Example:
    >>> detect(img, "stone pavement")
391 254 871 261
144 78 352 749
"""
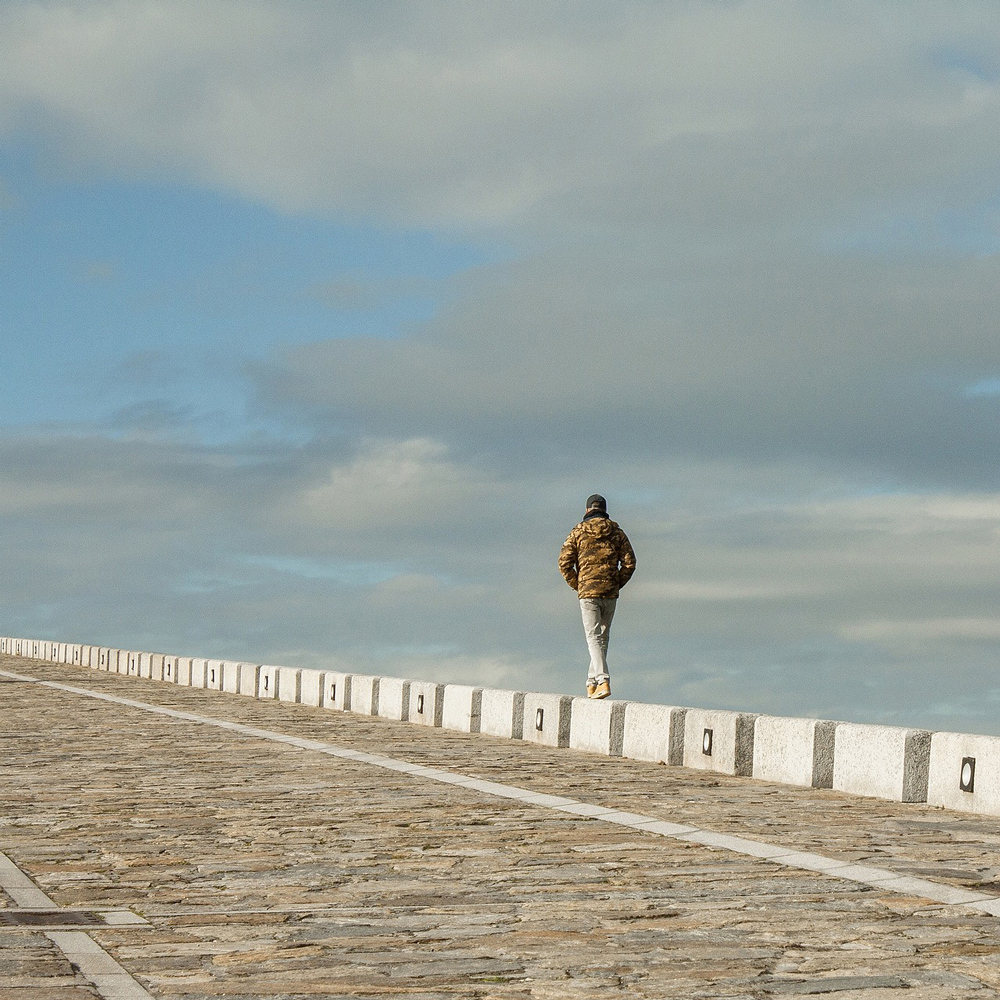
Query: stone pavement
4 657 1000 999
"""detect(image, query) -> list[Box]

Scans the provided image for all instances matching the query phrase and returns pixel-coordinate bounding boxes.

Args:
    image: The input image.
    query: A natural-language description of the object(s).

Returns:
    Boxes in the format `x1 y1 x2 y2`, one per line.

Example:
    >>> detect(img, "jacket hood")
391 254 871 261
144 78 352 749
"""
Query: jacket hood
578 516 618 539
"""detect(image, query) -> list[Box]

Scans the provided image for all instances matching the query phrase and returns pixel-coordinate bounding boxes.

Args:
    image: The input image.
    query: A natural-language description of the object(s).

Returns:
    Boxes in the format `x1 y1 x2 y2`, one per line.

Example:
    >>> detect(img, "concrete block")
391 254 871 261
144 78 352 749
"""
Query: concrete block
927 732 1000 815
258 665 281 699
237 663 260 697
323 672 351 711
521 692 572 749
621 702 686 765
299 669 326 707
569 697 627 756
276 667 302 703
204 659 225 690
174 658 193 686
220 662 241 694
147 654 167 682
753 715 837 789
377 676 410 720
410 681 444 727
69 644 83 665
350 674 380 716
189 658 209 688
833 723 931 803
441 685 483 733
683 708 758 777
480 688 525 739
162 655 179 683
58 643 69 663
124 651 141 677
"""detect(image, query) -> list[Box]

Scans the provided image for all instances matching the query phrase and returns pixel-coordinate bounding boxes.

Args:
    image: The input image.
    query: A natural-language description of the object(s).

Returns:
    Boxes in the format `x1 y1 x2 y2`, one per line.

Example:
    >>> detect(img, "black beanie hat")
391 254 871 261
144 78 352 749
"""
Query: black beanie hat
586 494 607 512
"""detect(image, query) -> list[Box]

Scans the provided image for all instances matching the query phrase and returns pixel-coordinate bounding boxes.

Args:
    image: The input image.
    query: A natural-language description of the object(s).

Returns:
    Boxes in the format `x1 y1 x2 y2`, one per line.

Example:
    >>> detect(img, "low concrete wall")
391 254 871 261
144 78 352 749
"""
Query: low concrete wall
377 676 410 721
258 665 280 699
276 667 302 704
324 672 351 711
568 698 626 756
833 723 931 803
409 681 444 728
753 716 837 789
927 731 1000 815
683 708 757 777
350 675 380 716
441 685 483 733
480 688 524 740
10 633 1000 818
521 692 571 749
621 702 685 766
299 669 325 707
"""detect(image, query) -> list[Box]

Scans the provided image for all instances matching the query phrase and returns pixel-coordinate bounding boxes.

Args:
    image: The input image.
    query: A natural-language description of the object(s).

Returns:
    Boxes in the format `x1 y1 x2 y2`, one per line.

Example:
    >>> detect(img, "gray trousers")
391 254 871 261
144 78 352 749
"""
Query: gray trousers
580 597 617 684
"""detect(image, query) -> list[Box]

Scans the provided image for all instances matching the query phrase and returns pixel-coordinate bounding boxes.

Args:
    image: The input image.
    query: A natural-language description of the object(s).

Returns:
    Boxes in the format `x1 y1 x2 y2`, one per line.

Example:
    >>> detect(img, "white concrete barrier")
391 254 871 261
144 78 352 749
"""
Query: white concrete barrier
378 676 410 720
237 663 260 697
323 672 351 711
160 654 175 681
753 716 837 789
202 659 223 690
275 667 302 703
521 692 571 749
833 723 931 803
29 632 1000 817
219 662 241 694
927 732 1000 815
258 665 281 699
350 674 380 716
621 702 686 765
683 708 758 777
300 669 325 707
441 685 483 733
480 689 524 739
174 657 192 686
188 658 208 688
410 681 444 727
568 697 627 756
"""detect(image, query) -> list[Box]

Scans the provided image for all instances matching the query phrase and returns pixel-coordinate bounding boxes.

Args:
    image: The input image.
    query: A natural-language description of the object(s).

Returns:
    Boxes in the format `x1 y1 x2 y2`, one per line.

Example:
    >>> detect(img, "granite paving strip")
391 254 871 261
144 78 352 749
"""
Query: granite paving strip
0 843 152 998
4 657 1000 998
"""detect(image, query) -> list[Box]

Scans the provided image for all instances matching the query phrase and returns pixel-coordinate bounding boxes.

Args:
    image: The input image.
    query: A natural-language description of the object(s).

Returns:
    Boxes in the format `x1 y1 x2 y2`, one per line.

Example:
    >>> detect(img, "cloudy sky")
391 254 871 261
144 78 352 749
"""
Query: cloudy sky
3 1 1000 734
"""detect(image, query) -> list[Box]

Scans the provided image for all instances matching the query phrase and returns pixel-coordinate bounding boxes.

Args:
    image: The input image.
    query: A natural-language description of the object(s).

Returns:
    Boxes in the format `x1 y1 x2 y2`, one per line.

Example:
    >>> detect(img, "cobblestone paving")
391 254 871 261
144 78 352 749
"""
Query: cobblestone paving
4 657 1000 998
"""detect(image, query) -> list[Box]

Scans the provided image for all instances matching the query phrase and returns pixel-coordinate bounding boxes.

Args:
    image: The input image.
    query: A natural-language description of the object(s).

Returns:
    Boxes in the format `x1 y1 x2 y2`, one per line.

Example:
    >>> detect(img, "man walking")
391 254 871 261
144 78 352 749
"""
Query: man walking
558 494 636 700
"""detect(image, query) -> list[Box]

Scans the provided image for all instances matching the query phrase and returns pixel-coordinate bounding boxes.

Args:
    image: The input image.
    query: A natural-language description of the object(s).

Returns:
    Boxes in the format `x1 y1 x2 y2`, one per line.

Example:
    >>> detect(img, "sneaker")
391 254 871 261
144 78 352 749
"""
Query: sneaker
586 679 598 698
593 680 611 700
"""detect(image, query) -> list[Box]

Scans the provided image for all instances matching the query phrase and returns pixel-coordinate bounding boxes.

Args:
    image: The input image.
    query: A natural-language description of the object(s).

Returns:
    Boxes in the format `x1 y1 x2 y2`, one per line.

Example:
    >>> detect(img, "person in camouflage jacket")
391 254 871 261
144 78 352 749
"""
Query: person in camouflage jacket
558 494 636 700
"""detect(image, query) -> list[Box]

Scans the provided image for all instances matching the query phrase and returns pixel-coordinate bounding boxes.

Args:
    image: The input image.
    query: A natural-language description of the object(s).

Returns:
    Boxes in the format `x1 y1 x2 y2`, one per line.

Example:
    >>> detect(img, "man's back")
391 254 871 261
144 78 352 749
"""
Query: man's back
559 515 636 599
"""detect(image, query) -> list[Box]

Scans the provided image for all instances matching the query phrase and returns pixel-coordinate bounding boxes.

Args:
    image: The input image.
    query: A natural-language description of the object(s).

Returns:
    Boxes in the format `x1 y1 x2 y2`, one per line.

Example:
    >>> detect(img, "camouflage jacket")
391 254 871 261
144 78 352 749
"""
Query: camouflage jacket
558 515 636 599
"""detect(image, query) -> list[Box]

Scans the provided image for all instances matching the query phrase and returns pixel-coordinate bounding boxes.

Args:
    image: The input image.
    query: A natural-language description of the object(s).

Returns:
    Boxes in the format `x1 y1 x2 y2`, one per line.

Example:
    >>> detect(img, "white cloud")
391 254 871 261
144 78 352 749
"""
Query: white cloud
3 1 1000 230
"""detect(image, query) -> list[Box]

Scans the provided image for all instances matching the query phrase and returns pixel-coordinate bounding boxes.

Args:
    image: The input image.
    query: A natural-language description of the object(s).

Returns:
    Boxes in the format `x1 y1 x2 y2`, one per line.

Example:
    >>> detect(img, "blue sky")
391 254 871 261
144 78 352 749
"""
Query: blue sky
0 138 493 435
4 1 1000 735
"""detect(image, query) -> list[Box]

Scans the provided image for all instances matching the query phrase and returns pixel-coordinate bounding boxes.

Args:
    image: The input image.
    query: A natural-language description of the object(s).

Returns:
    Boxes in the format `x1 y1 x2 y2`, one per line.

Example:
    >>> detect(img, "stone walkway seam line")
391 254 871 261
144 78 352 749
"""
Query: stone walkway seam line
3 666 998 920
0 850 155 1000
46 931 156 1000
0 848 58 907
